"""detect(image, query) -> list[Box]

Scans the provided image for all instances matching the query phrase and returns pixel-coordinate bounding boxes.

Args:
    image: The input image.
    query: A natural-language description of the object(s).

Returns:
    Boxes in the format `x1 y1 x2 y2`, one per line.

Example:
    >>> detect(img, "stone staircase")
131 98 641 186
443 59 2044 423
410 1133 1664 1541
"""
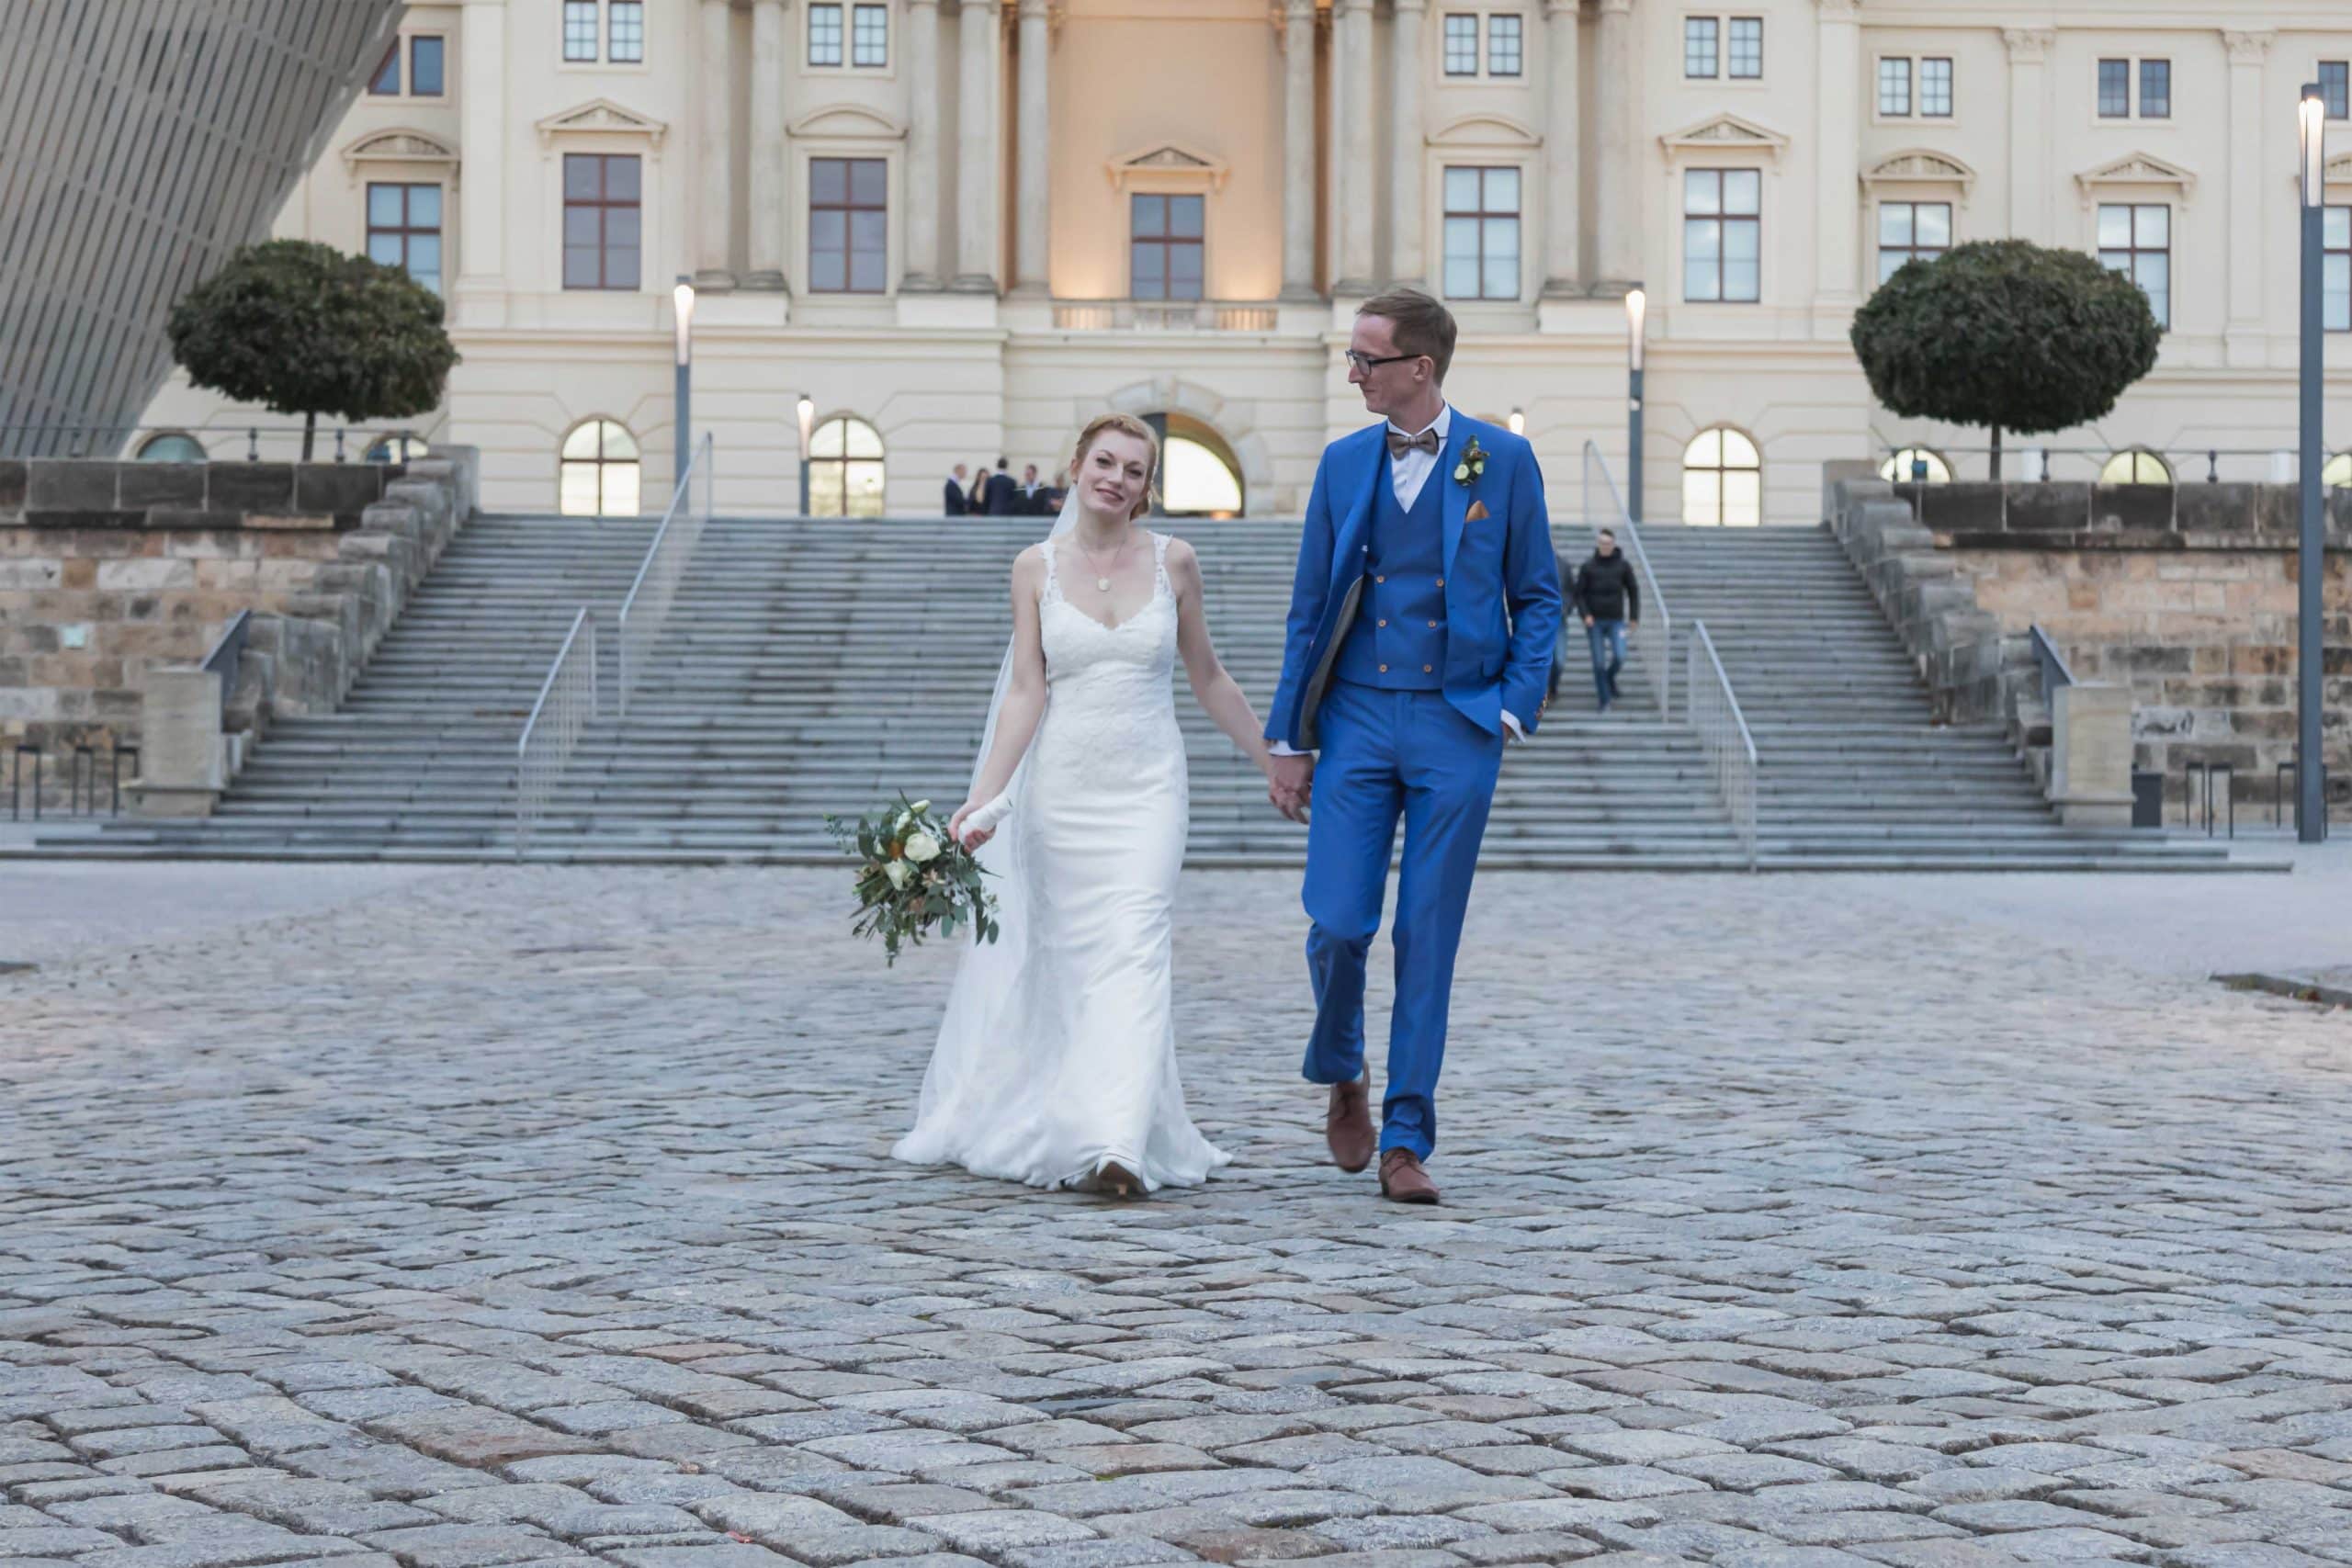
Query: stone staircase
38 512 2240 870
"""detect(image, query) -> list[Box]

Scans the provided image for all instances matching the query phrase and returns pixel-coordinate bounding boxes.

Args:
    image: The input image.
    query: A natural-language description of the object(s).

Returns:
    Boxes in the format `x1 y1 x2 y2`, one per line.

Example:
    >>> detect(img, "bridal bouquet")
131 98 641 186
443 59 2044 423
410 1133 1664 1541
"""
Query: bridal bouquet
823 794 1000 966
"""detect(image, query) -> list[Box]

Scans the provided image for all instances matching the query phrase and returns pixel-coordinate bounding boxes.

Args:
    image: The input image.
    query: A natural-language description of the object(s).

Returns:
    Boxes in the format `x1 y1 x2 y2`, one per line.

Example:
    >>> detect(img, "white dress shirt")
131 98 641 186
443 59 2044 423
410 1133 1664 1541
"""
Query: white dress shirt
1271 406 1521 755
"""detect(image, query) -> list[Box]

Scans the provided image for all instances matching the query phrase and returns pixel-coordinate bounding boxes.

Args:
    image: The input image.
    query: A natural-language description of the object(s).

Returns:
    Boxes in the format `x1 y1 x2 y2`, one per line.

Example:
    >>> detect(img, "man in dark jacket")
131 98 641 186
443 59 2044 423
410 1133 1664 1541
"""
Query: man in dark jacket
944 464 969 515
983 457 1021 516
1561 528 1640 711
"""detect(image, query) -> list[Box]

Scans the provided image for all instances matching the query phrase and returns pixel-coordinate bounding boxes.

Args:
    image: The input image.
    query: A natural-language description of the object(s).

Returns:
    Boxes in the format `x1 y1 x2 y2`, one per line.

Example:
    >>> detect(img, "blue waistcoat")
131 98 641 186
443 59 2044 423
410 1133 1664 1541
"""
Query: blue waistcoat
1333 457 1448 691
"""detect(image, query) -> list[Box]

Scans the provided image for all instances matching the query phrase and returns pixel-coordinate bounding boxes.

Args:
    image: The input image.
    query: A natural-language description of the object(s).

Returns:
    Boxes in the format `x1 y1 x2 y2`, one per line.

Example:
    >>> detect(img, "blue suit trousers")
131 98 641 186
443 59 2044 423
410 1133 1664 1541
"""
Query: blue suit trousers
1300 681 1505 1159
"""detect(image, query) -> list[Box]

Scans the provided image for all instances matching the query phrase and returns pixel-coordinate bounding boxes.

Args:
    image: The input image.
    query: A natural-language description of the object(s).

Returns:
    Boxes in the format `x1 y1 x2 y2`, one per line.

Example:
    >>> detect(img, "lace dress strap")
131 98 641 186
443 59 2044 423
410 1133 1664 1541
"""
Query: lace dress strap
1039 536 1064 606
1150 532 1171 598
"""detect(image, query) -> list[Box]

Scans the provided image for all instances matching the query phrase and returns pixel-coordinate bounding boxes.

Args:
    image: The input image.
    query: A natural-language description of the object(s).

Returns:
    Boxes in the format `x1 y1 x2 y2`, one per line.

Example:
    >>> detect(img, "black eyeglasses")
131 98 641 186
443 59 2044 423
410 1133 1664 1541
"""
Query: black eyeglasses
1342 349 1421 373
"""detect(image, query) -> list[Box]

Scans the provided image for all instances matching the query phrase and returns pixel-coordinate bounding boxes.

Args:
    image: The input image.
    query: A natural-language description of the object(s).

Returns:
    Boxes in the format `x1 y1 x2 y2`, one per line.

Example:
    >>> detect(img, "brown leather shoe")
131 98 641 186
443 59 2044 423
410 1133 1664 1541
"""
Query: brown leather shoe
1379 1149 1440 1204
1326 1076 1374 1173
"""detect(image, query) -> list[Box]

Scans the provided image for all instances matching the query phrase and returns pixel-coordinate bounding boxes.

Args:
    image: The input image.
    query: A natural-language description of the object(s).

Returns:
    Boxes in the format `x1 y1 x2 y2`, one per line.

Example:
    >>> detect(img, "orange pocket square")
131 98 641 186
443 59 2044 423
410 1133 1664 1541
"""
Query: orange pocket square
1464 500 1490 522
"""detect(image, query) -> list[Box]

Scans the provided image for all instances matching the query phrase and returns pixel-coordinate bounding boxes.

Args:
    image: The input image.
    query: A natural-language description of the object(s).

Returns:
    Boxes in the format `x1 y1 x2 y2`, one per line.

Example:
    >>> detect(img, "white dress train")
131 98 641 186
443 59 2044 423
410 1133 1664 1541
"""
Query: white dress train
893 533 1230 1191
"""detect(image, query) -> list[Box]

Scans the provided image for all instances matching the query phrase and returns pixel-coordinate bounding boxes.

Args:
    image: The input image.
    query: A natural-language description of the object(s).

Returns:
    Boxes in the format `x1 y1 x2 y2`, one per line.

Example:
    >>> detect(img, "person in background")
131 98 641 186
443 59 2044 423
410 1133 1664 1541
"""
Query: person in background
1020 463 1046 513
984 457 1021 516
944 463 969 516
968 461 990 514
1567 527 1639 712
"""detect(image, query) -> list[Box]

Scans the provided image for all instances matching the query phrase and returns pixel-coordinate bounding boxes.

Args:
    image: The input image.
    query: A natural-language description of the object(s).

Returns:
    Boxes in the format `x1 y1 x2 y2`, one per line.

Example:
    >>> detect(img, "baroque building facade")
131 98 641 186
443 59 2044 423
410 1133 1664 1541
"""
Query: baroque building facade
137 0 2352 521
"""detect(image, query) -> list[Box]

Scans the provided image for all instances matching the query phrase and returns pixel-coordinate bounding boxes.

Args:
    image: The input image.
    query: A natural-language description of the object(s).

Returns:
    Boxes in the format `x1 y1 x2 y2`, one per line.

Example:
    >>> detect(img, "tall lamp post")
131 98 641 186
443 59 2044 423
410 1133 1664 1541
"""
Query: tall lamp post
797 393 817 516
673 276 696 498
1625 286 1647 523
2298 85 2326 842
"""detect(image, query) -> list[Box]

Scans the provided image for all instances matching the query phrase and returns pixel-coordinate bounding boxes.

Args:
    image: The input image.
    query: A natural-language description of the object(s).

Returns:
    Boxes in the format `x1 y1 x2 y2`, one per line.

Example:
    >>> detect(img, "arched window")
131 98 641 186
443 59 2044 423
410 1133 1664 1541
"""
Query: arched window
2324 453 2352 490
2098 448 2172 485
1682 427 1762 525
809 415 886 517
136 432 206 463
366 433 429 464
559 419 641 516
1878 446 1951 483
1162 436 1243 517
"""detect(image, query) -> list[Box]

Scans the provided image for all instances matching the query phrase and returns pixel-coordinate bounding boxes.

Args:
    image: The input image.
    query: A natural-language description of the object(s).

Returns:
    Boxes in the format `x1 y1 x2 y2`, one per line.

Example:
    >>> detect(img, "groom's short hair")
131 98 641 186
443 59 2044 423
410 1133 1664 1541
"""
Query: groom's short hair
1359 288 1457 384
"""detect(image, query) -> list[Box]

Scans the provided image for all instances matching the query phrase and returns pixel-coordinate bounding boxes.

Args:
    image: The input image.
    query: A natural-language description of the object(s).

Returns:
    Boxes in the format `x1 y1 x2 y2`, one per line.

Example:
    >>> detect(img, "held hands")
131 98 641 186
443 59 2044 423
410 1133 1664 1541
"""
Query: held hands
1266 751 1314 824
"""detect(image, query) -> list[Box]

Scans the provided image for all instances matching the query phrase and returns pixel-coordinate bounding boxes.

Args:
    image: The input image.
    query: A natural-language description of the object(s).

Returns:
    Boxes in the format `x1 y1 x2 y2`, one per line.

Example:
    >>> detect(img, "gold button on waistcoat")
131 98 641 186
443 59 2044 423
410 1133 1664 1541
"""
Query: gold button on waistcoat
1423 664 1434 673
1378 663 1389 673
1435 577 1444 587
1427 619 1438 627
1377 618 1387 627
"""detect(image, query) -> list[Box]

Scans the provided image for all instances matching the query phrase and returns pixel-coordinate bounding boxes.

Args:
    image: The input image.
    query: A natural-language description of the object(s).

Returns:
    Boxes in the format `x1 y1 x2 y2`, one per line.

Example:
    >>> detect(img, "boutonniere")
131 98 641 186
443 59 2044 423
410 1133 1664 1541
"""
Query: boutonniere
1454 437 1490 522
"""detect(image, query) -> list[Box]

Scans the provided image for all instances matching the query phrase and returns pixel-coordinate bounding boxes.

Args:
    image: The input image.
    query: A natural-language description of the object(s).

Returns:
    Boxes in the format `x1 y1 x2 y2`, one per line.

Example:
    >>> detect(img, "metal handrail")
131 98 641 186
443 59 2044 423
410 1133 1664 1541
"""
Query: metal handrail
515 608 598 859
1686 622 1759 870
2029 624 2075 705
201 611 252 707
617 433 713 716
1580 440 1673 720
1876 441 2312 485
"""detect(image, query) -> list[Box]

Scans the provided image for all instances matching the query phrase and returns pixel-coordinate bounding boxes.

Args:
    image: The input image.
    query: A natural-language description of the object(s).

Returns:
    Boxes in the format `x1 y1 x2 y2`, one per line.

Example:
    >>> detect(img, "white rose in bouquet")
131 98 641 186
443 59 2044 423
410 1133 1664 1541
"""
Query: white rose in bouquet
904 830 943 865
885 858 915 890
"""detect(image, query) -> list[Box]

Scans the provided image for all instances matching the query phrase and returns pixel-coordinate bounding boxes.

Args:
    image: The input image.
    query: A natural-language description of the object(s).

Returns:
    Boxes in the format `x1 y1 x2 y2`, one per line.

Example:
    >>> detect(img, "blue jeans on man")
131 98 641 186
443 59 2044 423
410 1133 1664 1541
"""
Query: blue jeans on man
1587 619 1628 708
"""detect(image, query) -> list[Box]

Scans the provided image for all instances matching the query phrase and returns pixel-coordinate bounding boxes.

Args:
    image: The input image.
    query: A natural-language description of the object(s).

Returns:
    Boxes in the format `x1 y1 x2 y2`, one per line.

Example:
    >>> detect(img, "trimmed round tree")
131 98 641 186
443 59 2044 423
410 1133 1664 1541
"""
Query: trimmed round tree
1849 239 2160 480
165 239 458 460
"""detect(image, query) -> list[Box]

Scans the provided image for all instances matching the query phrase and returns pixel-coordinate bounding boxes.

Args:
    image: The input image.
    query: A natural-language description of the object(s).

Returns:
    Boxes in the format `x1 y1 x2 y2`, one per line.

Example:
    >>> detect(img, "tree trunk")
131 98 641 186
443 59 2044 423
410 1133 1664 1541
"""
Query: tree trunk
1988 424 2003 483
301 410 316 462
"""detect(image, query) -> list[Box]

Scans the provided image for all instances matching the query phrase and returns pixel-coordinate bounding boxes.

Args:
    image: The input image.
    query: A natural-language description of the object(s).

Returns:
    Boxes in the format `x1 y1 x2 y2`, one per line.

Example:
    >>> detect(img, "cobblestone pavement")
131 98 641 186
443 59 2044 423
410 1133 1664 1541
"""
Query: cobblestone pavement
6 864 2352 1568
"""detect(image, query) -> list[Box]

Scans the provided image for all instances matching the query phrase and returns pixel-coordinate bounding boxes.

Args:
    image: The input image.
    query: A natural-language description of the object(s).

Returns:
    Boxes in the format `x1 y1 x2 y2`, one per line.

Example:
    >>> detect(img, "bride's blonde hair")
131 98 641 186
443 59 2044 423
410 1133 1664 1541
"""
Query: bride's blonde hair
1072 412 1160 521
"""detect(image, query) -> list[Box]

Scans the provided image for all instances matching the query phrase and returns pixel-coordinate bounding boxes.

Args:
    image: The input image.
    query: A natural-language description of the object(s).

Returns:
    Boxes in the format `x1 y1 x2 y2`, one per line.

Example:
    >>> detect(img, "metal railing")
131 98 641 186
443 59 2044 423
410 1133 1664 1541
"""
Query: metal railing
515 609 598 859
0 422 431 463
617 433 713 716
202 611 253 709
1876 442 2312 486
1049 300 1281 333
2029 624 2075 705
1687 622 1759 870
1580 440 1674 719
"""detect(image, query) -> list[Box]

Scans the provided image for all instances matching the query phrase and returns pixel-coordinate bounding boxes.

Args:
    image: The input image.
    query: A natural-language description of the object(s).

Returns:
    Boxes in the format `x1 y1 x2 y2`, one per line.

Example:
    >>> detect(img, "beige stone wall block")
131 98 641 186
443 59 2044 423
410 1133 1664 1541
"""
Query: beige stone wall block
254 559 322 593
95 558 197 592
243 514 335 532
0 688 63 721
0 559 63 591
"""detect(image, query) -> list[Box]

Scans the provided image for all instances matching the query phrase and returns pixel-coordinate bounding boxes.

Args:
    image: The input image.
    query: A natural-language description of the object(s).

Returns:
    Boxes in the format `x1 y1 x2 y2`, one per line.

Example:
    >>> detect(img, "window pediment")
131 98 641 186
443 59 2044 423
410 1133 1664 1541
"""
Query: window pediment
789 104 906 140
2325 151 2352 189
536 97 668 152
1107 142 1228 193
342 128 460 178
1428 112 1542 150
2074 152 2195 205
1860 148 1977 196
1658 113 1789 162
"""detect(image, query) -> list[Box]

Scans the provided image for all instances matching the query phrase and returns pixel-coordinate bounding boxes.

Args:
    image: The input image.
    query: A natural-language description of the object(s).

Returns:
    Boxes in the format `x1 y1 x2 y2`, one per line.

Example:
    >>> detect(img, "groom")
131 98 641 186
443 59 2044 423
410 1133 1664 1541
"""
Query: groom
1264 289 1562 1204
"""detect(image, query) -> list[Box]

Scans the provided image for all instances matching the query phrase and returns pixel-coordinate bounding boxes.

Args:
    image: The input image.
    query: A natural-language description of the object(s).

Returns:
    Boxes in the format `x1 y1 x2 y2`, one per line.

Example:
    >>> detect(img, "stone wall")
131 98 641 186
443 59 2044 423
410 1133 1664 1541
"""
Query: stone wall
1 451 477 813
1828 473 2350 816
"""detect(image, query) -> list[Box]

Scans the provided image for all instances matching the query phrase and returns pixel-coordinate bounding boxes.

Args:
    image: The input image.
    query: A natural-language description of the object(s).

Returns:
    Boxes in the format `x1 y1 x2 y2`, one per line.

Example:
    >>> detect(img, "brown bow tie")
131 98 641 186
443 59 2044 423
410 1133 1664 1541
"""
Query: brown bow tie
1385 427 1441 459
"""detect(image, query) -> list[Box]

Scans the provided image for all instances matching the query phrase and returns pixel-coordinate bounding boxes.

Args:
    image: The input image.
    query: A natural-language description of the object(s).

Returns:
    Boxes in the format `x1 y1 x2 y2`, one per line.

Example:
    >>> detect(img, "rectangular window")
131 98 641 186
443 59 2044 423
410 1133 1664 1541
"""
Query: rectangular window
2098 202 2170 329
409 36 445 96
1683 168 1761 303
852 4 888 66
368 183 444 294
1727 17 1761 79
2098 57 2130 118
1920 57 1952 117
1684 17 1718 79
1487 14 1522 77
1877 57 1911 117
609 0 644 62
808 3 843 65
1443 14 1478 76
1876 200 1951 284
2324 62 2350 121
2139 59 2170 118
562 152 641 290
1130 193 1205 302
368 39 399 94
809 157 888 292
563 0 598 62
2326 206 2350 332
1441 166 1521 301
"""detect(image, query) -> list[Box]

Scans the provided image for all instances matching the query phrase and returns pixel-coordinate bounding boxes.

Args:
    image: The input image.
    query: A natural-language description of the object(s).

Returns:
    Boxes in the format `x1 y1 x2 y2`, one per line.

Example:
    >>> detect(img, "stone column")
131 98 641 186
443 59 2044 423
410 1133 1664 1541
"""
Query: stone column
1594 0 1634 286
455 0 506 299
1814 0 1861 308
903 0 944 287
2003 28 2053 240
1281 0 1317 298
1540 0 1582 295
746 0 787 288
696 0 735 284
1334 0 1375 294
2224 29 2274 358
1012 0 1049 292
1389 0 1426 288
954 0 999 290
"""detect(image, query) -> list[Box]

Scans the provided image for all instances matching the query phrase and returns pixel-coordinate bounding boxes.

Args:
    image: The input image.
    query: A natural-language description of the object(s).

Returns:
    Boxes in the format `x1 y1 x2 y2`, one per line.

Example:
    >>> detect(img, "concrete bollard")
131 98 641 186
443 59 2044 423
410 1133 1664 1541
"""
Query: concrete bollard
132 666 226 817
2050 683 2137 828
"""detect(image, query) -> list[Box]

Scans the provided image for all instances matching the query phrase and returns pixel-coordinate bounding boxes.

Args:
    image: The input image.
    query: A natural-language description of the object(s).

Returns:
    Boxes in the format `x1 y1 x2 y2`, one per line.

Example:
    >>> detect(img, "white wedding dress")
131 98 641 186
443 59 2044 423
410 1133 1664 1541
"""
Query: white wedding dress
893 531 1230 1192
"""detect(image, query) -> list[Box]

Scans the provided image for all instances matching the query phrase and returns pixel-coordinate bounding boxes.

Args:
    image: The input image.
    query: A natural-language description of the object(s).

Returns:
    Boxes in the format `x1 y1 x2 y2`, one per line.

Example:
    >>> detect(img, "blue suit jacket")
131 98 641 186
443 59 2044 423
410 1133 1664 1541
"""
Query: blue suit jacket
1266 412 1563 751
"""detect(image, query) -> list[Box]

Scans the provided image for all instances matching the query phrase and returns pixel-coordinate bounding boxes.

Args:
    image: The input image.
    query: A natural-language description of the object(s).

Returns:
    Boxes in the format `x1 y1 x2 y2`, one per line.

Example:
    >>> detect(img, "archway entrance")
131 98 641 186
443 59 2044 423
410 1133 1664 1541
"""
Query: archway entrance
1141 412 1245 518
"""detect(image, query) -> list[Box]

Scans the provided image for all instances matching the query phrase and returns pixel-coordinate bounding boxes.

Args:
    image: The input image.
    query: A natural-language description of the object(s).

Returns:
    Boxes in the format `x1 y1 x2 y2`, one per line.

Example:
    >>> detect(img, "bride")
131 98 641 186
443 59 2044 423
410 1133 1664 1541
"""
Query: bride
893 412 1292 1196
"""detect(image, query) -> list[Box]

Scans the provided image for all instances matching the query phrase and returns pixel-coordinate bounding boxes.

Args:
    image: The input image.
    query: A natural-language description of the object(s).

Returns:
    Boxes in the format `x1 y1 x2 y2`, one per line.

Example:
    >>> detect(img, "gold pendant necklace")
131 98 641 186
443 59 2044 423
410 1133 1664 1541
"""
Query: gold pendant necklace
1077 531 1130 593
